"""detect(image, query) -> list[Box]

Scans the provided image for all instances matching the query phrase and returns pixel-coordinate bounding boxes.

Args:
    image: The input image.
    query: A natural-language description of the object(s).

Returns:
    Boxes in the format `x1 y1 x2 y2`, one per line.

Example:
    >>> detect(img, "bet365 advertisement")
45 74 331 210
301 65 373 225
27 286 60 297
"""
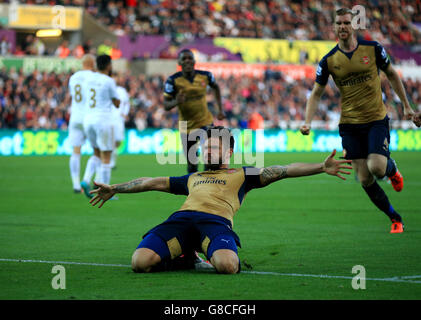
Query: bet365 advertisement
0 129 420 156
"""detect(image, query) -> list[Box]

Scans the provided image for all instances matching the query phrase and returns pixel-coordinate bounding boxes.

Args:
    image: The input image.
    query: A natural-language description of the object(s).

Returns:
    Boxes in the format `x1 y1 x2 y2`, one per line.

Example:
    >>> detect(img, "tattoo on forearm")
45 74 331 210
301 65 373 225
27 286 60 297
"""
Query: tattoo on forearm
261 166 288 184
114 178 146 193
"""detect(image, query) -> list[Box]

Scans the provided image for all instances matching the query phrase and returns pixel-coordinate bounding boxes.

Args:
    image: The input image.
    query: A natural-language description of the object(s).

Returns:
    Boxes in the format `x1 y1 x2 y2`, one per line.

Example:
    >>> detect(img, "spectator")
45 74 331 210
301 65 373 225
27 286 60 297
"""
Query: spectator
97 39 112 56
110 42 122 60
55 40 71 58
0 36 11 56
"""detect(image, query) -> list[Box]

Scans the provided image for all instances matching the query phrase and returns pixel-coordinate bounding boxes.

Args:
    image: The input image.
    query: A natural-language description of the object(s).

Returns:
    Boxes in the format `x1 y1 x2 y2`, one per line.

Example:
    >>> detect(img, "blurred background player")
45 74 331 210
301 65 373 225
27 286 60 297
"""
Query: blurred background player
81 55 120 199
67 54 95 193
89 126 352 274
111 73 131 170
300 8 421 234
163 49 225 173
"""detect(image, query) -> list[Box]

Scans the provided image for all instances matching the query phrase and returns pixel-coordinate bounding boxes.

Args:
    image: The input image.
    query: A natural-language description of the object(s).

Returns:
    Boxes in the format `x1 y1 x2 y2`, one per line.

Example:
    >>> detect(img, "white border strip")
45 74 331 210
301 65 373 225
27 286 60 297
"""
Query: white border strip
1 258 421 284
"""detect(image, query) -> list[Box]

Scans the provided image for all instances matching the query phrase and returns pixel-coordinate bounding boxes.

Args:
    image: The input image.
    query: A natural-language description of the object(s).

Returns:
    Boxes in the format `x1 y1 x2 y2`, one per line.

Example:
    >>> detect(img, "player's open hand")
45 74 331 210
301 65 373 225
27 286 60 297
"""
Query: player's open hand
89 182 116 208
300 124 311 135
323 149 353 180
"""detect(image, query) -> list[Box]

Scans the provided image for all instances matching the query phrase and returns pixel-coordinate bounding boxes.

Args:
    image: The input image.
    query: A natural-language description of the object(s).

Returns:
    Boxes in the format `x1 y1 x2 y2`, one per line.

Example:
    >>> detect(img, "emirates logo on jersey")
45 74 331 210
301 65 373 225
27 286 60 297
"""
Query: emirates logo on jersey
201 80 206 87
361 56 370 64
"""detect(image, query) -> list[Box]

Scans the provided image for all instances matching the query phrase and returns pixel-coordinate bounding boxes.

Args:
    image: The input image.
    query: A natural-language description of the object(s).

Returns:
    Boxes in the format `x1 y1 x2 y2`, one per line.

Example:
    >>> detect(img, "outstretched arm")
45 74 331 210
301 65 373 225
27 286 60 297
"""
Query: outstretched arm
89 177 170 208
383 64 421 127
259 150 352 187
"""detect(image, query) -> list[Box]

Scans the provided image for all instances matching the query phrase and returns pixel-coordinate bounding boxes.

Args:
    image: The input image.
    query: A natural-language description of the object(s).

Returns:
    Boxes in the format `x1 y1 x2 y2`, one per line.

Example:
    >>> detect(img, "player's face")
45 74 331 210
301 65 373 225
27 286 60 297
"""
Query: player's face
203 137 232 170
334 14 354 40
179 52 195 73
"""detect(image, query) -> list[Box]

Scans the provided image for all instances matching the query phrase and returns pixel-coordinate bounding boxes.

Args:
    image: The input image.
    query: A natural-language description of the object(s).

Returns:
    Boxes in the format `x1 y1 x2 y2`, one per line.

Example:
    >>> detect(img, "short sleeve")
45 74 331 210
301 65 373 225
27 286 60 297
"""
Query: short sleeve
374 42 390 71
169 174 191 195
164 76 176 98
206 71 216 86
242 166 264 193
315 57 329 86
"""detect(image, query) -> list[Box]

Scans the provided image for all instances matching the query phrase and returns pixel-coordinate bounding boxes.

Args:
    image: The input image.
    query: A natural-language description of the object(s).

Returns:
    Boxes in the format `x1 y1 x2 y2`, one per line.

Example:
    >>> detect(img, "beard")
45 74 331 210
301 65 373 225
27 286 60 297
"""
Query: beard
204 163 223 171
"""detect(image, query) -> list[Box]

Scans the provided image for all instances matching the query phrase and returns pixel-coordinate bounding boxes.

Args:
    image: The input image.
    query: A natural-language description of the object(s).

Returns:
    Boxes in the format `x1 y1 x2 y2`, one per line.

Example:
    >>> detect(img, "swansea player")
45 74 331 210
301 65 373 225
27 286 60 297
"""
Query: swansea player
111 73 131 169
89 126 352 274
300 8 421 233
163 49 225 173
81 55 120 198
67 54 95 193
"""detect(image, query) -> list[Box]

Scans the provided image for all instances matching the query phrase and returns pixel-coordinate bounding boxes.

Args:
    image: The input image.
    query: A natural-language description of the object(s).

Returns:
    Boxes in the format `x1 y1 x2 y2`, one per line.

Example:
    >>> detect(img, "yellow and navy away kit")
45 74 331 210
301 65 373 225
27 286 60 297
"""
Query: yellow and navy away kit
316 39 391 125
164 70 215 132
168 167 263 226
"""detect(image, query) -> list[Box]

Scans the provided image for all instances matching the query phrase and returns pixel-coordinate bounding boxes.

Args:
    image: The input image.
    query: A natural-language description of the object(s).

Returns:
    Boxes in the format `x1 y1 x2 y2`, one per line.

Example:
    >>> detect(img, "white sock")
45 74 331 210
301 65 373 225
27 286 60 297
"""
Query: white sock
82 155 100 184
69 153 81 190
110 149 117 168
100 163 112 185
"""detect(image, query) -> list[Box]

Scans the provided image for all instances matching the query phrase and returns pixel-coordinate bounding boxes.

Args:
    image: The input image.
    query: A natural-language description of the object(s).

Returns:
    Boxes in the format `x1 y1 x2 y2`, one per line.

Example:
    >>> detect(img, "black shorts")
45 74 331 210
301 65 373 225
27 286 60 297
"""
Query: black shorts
180 125 212 164
339 116 391 160
137 211 241 260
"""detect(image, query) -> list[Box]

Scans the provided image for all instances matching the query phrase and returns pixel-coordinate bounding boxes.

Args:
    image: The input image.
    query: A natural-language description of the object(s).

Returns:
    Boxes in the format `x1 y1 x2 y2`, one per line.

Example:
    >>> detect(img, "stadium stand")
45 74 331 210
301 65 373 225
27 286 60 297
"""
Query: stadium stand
7 0 421 45
1 68 420 130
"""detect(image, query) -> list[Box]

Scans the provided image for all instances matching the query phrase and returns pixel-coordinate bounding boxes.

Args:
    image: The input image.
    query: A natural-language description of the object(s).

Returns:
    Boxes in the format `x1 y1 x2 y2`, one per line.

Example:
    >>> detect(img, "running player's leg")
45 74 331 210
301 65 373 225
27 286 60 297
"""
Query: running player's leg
110 120 123 169
96 123 114 185
70 146 82 192
68 121 85 192
367 118 403 191
81 123 100 198
82 148 101 185
181 131 200 173
354 159 403 229
110 141 120 169
340 123 402 231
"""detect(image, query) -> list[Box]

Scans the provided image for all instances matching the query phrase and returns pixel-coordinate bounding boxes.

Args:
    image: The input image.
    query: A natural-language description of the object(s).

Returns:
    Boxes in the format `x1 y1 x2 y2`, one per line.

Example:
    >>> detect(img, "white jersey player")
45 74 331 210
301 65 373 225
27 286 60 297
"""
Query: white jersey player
80 55 120 199
67 54 95 193
110 79 131 168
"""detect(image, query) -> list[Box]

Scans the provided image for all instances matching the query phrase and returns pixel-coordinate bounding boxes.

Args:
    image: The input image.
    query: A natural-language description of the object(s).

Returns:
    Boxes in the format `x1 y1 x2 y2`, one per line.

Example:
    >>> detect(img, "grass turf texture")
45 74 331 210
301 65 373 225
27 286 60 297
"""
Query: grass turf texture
0 152 420 300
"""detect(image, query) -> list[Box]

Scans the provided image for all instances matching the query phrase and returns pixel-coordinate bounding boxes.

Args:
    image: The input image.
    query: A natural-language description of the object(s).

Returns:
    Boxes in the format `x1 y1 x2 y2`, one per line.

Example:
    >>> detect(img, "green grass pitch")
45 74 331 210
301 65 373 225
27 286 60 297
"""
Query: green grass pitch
0 152 420 300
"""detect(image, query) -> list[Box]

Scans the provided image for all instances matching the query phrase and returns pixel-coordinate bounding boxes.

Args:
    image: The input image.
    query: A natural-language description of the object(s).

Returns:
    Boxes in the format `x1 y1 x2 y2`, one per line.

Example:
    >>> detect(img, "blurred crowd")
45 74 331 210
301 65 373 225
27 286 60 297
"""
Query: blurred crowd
1 67 420 131
6 0 421 45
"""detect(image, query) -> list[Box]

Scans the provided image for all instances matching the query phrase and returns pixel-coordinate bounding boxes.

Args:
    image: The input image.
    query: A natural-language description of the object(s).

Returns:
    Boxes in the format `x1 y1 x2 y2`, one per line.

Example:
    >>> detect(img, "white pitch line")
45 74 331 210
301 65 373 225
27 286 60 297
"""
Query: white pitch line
1 258 421 284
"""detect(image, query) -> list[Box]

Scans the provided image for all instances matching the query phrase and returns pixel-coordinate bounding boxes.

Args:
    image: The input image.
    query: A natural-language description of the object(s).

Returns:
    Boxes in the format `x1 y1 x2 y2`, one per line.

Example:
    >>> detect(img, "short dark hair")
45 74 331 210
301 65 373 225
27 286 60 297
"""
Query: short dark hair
178 49 194 59
96 54 111 71
335 8 355 18
206 126 235 150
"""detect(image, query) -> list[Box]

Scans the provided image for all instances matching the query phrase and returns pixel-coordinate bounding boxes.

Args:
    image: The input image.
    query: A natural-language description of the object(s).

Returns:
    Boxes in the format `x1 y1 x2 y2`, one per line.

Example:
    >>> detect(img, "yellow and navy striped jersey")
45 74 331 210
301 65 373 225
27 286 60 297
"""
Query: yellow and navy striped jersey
164 70 215 133
316 39 390 124
167 167 263 226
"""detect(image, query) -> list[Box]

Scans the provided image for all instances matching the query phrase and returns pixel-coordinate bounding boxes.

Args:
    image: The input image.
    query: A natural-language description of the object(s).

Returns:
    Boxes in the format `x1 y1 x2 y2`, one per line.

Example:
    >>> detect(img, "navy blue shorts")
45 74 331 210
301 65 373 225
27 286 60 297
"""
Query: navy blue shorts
339 116 391 160
136 211 241 261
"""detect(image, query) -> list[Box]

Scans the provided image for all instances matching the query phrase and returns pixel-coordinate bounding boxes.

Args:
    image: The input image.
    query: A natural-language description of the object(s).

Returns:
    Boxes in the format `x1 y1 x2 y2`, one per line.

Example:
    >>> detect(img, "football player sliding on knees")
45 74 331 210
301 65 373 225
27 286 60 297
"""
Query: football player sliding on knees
87 127 351 275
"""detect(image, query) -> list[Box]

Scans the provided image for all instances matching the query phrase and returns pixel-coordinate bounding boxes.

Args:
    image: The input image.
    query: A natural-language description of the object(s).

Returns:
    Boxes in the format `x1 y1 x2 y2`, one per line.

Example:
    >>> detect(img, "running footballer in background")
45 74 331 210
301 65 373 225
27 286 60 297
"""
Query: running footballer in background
163 49 225 174
300 8 421 233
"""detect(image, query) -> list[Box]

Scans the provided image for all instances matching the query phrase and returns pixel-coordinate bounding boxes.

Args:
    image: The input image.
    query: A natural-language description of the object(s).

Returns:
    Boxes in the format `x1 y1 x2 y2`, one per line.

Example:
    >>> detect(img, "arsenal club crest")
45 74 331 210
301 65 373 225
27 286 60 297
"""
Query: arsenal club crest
361 56 370 64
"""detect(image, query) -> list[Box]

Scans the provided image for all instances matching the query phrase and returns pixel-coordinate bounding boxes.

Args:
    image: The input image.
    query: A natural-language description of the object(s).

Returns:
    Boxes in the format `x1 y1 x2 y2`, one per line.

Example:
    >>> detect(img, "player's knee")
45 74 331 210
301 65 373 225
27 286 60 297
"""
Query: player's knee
131 248 161 273
211 253 239 274
367 163 385 179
